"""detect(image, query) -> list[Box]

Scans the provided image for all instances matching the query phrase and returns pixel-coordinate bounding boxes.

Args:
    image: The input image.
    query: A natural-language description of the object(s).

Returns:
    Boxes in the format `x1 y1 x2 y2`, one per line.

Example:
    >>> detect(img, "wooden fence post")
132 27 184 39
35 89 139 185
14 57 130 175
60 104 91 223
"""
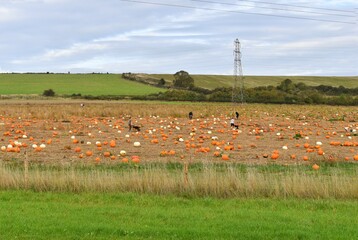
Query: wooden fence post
24 151 29 189
183 161 188 188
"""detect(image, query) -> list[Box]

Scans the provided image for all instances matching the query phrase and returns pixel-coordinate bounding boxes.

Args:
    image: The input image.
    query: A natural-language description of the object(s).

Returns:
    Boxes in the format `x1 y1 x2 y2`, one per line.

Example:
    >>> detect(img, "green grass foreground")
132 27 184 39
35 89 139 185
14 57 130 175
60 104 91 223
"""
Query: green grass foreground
0 191 357 240
0 74 161 95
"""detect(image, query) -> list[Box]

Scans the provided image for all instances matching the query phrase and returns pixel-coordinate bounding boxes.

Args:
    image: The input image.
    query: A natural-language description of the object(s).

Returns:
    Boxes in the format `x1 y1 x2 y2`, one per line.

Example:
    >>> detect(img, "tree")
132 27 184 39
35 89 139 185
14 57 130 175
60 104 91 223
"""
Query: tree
158 78 166 86
277 79 295 93
173 70 194 89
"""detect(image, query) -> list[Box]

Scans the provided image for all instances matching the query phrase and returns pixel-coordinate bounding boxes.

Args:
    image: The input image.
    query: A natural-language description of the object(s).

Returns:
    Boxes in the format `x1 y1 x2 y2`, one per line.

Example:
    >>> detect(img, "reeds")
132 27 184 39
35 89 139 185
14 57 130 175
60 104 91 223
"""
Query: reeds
1 162 357 199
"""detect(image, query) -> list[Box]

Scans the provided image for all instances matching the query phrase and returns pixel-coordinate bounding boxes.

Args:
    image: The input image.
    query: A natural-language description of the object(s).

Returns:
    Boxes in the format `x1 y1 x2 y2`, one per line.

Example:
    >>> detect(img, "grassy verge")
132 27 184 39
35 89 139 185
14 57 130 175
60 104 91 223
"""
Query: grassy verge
1 161 357 199
0 190 357 239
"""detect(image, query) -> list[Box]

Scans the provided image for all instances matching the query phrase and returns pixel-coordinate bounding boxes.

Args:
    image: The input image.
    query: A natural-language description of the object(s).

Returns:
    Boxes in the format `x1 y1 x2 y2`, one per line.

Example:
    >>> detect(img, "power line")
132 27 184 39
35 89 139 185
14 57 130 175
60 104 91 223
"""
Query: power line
189 0 356 18
228 0 356 13
120 0 356 24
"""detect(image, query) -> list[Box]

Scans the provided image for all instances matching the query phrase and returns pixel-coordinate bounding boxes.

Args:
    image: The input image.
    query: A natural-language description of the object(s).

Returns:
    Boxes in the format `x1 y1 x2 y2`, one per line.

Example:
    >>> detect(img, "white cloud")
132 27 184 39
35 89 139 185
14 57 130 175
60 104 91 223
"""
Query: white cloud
11 41 109 66
0 7 19 22
42 42 108 60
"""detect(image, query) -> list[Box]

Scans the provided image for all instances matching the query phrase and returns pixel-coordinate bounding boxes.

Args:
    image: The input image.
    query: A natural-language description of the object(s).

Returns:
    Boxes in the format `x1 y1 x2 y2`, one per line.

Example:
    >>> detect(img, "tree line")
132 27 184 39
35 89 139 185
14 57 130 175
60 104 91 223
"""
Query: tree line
134 73 358 105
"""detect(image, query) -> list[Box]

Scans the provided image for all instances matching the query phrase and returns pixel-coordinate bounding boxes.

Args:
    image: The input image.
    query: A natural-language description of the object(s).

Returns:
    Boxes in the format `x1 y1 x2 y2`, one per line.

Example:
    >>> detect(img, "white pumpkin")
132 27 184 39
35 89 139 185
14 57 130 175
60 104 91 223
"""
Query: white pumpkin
133 142 141 147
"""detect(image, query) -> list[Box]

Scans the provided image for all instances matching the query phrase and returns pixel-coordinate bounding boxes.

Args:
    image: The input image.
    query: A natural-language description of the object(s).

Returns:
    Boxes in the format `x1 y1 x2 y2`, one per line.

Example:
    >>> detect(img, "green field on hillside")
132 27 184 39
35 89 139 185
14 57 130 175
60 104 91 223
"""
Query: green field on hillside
0 191 357 240
0 74 162 96
0 73 356 97
151 74 358 89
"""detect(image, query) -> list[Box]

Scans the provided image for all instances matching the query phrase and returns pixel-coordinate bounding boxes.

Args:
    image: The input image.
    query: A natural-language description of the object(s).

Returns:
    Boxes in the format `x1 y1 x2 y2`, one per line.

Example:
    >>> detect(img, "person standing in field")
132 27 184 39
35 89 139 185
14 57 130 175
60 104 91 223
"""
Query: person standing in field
230 117 239 129
236 111 239 119
230 118 235 127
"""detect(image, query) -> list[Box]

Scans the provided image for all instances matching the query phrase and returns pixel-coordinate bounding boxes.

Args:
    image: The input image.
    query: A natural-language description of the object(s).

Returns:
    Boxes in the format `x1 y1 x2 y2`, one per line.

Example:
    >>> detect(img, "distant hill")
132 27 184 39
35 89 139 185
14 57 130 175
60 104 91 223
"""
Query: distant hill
149 74 358 89
0 73 356 99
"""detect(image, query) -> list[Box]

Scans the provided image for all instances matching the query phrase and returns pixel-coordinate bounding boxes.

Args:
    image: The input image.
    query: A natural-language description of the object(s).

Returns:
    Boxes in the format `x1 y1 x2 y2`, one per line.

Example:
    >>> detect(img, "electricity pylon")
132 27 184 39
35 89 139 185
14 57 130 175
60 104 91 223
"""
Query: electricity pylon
232 38 244 104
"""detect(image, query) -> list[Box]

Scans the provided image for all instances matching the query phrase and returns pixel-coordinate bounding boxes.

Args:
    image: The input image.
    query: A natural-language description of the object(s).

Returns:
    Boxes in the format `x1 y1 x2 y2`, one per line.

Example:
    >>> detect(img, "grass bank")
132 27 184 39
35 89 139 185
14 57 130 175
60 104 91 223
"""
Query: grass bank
1 161 357 199
0 190 357 239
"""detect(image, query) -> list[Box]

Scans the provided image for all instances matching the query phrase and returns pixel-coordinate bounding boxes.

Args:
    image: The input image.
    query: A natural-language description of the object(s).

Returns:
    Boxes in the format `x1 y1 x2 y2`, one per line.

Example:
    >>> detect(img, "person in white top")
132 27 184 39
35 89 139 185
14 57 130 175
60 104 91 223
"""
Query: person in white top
230 118 239 129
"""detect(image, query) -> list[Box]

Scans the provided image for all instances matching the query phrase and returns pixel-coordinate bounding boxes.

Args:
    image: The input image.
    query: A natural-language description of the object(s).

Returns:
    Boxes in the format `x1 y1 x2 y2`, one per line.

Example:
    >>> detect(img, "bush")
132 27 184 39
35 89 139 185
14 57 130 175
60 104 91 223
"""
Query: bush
43 89 55 97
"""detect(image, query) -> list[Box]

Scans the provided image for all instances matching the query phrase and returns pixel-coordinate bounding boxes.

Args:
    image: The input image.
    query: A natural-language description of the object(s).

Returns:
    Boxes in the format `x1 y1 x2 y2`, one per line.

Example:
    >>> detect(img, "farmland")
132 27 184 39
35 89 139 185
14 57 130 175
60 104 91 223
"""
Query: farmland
0 100 357 239
0 74 357 97
0 73 161 96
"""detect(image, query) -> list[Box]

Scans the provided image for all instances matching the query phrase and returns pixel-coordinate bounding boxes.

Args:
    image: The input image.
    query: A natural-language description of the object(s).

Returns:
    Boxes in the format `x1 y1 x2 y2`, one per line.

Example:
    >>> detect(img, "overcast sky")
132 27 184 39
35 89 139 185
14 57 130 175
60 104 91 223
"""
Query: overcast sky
0 0 357 76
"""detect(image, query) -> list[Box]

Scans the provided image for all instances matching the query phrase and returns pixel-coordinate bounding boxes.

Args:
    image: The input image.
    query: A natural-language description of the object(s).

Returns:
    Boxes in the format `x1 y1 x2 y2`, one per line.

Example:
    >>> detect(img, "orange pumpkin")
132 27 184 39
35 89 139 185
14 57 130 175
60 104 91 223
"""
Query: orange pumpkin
85 151 93 157
271 153 279 160
131 156 140 163
110 140 116 148
312 164 320 170
214 151 221 157
103 152 111 157
151 139 159 144
221 154 229 161
34 146 43 152
224 145 234 151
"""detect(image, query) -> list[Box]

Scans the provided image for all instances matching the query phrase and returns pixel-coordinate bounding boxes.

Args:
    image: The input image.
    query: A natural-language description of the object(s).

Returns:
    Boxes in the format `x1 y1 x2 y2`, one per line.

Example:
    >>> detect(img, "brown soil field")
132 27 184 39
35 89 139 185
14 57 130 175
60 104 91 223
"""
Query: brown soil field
0 100 357 165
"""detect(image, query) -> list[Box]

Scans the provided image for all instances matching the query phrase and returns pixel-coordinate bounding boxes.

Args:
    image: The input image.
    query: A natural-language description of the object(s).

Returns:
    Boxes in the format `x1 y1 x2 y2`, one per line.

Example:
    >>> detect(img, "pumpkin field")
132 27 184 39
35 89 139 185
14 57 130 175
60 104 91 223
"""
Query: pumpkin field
1 100 357 198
